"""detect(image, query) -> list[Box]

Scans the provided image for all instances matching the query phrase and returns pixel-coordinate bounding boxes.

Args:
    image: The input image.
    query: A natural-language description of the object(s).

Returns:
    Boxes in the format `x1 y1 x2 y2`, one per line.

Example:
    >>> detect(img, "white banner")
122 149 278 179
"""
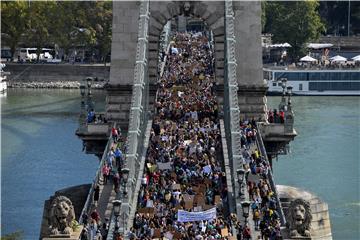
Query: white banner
157 162 172 170
177 207 216 222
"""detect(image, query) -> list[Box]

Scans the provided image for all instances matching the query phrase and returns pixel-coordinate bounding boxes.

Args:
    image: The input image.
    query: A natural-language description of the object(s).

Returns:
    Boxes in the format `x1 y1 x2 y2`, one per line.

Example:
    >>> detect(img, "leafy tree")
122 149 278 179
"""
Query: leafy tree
91 1 112 65
319 1 360 36
1 1 29 60
1 1 112 62
26 1 58 61
261 1 267 32
264 1 326 60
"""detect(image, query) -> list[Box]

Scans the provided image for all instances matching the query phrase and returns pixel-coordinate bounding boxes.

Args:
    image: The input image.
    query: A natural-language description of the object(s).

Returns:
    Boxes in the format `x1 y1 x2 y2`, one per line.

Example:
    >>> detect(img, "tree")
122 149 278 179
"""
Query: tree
26 1 58 61
319 1 360 36
1 1 29 60
261 1 267 32
264 1 326 60
90 1 112 65
1 1 112 63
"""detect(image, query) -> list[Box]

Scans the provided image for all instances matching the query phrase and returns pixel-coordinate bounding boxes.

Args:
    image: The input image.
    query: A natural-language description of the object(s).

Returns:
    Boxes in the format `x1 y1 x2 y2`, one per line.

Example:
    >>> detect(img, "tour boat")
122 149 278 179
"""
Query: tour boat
0 63 8 93
264 67 360 96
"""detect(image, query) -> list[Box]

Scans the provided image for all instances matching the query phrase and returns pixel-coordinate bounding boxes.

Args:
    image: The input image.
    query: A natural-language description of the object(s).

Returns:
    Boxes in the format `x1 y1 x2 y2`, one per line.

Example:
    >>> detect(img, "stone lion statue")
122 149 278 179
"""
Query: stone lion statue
286 198 312 238
49 196 75 235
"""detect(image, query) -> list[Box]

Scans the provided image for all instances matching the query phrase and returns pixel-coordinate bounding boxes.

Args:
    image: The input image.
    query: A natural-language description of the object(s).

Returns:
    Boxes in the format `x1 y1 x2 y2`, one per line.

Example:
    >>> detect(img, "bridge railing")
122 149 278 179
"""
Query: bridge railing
223 0 248 222
106 1 150 239
255 124 287 226
78 123 116 225
154 42 172 116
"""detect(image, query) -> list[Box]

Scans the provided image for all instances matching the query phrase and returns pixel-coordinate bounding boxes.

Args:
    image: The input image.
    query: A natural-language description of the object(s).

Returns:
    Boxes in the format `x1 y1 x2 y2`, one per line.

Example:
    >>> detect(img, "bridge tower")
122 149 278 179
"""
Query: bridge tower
106 0 266 131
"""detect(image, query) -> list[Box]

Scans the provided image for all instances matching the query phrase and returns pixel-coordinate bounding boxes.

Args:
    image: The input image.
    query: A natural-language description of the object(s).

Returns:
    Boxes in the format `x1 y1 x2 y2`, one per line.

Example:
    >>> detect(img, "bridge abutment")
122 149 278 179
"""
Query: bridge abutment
233 1 267 120
238 85 268 120
105 84 133 130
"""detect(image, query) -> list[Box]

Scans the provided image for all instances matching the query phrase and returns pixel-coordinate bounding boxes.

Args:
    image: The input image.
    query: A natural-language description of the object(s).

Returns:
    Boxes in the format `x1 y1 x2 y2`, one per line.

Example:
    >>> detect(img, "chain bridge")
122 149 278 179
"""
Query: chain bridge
41 1 332 240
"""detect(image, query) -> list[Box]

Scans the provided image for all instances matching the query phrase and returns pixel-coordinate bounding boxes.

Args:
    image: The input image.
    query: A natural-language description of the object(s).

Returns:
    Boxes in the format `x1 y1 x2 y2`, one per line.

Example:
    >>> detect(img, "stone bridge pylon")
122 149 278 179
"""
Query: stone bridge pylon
106 0 266 131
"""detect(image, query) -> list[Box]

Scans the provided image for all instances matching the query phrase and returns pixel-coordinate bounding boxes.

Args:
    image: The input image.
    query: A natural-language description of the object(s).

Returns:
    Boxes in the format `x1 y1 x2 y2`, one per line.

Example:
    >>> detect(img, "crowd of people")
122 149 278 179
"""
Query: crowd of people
80 127 125 240
267 109 285 124
129 32 246 239
80 30 283 239
239 120 282 240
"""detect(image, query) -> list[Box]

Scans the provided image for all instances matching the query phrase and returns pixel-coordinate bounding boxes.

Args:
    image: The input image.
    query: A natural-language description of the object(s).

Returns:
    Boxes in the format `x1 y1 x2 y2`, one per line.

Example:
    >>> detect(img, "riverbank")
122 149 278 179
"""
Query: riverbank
8 81 106 89
4 63 110 84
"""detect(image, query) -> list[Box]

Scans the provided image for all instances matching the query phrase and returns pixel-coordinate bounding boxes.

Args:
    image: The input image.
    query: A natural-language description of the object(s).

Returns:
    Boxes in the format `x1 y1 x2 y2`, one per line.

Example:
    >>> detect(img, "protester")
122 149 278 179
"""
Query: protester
132 31 240 239
94 184 100 206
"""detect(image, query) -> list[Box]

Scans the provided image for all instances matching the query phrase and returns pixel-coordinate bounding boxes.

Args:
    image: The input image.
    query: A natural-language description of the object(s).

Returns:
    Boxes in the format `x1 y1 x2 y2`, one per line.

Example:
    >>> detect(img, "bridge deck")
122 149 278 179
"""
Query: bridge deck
129 32 237 239
80 30 284 240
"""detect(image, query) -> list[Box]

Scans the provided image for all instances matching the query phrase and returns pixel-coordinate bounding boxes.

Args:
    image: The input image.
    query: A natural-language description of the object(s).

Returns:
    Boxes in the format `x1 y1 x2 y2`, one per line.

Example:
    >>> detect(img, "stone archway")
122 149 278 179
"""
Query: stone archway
147 1 226 85
106 1 266 128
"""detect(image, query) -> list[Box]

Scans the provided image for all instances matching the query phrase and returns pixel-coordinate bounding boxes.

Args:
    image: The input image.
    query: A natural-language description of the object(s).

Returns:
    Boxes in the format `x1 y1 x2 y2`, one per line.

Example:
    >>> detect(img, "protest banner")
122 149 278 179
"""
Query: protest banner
177 207 216 222
157 162 172 170
221 228 229 237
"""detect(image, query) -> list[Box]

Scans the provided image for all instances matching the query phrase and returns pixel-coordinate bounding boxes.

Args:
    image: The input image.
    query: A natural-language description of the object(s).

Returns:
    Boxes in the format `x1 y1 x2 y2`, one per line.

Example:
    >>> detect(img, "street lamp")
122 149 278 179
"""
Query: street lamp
78 81 87 133
236 168 245 199
112 200 122 237
287 86 293 106
121 168 130 195
241 201 251 224
279 78 287 111
80 84 85 97
86 77 93 96
113 200 122 218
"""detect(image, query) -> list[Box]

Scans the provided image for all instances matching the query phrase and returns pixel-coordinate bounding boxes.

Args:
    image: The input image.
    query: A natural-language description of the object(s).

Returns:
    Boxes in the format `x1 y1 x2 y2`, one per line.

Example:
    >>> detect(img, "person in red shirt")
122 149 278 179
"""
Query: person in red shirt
90 209 100 224
242 224 251 240
102 164 110 185
279 110 285 123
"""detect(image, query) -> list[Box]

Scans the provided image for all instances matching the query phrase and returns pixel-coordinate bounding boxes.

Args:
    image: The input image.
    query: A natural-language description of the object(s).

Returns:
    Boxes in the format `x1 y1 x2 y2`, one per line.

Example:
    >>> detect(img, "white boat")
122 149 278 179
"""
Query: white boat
0 63 9 93
264 67 360 96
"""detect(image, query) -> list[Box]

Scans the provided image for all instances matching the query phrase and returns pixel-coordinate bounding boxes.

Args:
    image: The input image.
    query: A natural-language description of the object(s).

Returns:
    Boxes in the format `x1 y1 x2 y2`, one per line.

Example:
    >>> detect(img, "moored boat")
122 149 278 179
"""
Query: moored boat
264 67 360 96
0 63 9 93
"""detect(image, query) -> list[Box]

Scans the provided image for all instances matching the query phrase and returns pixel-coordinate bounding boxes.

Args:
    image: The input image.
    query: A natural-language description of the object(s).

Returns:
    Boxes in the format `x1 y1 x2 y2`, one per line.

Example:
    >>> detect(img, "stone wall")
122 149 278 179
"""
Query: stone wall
106 1 140 124
5 63 109 82
109 1 139 85
233 1 267 120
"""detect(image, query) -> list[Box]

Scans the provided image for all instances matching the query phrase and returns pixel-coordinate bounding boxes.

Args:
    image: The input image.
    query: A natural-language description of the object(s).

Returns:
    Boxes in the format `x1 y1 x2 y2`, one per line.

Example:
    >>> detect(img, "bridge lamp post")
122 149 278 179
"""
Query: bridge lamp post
236 168 245 200
86 77 93 96
279 78 287 111
241 201 251 225
285 86 294 134
83 77 94 112
80 83 85 103
79 82 86 133
287 86 293 107
121 168 130 196
112 199 122 235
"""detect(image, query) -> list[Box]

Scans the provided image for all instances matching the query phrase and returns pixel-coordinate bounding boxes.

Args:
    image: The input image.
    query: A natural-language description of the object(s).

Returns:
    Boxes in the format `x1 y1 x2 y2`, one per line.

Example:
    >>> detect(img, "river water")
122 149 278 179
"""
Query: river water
267 96 360 240
1 90 359 239
1 89 105 239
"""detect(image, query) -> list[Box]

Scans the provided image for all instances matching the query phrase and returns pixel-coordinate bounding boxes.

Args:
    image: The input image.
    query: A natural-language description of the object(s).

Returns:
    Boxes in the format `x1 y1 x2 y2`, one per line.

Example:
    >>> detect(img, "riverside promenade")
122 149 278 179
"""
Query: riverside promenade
4 63 110 88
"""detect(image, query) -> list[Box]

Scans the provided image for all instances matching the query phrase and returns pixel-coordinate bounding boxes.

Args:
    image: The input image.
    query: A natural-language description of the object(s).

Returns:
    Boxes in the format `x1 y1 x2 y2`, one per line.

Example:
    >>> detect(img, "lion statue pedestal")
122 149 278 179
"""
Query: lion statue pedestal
277 185 332 240
287 198 312 238
42 196 83 240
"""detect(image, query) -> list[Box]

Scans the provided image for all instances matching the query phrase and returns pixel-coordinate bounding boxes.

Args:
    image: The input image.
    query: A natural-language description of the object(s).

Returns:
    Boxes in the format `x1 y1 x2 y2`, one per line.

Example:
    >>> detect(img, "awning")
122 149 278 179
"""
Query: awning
307 43 333 49
268 43 291 48
351 55 360 61
300 55 317 62
330 55 347 62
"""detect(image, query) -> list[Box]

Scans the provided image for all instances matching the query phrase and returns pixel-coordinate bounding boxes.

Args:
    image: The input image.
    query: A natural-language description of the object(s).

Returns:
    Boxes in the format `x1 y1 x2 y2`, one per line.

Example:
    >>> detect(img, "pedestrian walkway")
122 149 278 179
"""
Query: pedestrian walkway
80 137 126 240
